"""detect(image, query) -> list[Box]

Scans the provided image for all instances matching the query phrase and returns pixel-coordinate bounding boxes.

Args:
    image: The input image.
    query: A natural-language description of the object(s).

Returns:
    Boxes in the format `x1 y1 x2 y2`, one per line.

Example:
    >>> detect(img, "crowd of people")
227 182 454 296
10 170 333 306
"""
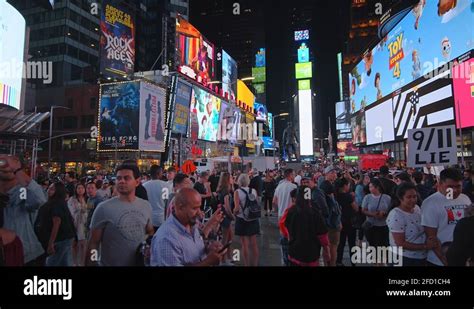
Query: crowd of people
1 152 473 267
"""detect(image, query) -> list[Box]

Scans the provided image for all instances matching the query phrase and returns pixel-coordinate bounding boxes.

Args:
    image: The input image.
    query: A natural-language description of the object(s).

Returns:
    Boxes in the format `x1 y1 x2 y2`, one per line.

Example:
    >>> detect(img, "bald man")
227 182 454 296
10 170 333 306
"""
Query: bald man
150 188 226 266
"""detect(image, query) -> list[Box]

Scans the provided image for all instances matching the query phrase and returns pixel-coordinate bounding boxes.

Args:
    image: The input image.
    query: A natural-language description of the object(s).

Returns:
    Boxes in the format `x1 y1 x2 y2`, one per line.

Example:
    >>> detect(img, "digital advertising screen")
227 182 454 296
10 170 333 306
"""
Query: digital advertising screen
172 80 192 135
252 67 266 83
100 0 135 79
98 81 140 151
253 83 266 94
392 69 455 140
335 101 352 140
262 137 274 149
295 62 312 79
176 16 215 85
298 80 311 90
222 50 238 100
298 43 310 63
349 0 473 114
267 112 273 137
351 111 366 145
190 85 221 142
298 89 314 156
453 57 474 129
237 79 255 107
365 99 395 145
254 102 267 122
255 48 266 67
294 30 310 41
139 82 166 152
0 1 26 110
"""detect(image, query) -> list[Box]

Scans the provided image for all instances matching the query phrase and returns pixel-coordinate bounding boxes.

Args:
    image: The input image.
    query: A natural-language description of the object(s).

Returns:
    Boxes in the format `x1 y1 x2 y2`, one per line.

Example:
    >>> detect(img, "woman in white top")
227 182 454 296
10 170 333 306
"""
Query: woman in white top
233 174 260 266
387 182 438 266
68 183 88 266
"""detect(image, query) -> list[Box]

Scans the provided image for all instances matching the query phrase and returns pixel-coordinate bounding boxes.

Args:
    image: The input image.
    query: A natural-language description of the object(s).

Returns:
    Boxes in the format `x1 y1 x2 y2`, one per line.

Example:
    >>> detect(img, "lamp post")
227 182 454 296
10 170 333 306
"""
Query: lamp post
272 113 289 168
49 105 70 177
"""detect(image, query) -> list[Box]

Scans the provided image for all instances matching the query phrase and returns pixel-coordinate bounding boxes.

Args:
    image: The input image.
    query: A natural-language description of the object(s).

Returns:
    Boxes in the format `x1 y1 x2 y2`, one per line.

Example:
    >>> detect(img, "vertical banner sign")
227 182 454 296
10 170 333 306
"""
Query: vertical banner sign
407 125 457 168
139 82 166 152
172 81 192 134
100 0 135 78
98 82 140 151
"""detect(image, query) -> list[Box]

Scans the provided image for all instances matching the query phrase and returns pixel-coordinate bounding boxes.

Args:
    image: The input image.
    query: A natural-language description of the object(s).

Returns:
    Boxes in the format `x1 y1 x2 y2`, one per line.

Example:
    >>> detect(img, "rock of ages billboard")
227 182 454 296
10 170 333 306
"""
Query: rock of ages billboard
100 1 135 78
98 81 140 151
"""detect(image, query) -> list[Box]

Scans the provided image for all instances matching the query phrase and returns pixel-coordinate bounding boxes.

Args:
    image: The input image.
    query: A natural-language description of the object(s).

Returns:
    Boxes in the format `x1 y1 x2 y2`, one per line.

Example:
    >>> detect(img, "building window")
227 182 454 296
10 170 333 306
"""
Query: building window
67 98 74 109
90 97 97 109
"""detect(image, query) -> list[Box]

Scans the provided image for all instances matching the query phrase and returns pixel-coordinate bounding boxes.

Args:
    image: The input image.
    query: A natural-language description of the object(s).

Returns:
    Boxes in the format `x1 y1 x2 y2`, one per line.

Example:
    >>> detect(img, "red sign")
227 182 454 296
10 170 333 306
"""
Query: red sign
359 154 388 170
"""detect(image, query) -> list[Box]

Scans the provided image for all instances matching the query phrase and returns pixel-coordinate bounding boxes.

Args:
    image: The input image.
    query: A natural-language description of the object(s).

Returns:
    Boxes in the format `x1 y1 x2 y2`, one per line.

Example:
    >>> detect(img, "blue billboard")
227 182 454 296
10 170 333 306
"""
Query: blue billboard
172 80 192 135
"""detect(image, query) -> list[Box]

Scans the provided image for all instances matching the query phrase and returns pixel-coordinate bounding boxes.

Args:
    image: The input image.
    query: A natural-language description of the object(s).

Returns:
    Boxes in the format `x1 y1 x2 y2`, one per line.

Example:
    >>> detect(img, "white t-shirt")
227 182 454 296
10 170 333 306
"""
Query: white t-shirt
294 175 302 186
274 180 297 218
387 206 426 260
421 192 471 265
143 179 167 227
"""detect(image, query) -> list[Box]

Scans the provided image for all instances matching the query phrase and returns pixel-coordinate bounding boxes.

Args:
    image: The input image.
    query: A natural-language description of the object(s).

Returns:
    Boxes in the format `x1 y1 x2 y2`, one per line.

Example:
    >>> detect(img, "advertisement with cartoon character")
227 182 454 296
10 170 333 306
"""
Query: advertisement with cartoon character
349 0 473 114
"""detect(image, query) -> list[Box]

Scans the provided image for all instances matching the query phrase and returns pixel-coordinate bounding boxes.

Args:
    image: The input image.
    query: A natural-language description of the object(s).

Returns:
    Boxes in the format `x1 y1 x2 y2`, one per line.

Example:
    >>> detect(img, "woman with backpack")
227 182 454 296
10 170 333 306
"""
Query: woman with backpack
216 172 236 264
68 183 88 266
233 173 260 266
41 182 76 266
354 174 370 246
280 187 329 266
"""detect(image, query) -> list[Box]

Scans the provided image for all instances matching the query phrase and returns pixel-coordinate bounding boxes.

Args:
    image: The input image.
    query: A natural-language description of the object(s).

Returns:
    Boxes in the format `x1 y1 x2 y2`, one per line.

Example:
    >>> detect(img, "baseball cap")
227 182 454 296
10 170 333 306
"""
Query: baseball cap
324 165 338 174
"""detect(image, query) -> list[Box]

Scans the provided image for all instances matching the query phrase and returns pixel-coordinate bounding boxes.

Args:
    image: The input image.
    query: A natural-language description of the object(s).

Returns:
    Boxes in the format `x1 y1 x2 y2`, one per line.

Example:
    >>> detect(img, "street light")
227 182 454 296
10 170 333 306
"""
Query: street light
49 105 70 176
272 113 289 166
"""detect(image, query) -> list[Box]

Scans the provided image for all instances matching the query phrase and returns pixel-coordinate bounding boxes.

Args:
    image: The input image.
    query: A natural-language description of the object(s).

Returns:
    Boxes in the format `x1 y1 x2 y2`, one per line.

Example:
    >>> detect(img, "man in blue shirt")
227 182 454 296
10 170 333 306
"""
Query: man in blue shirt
151 188 226 266
0 154 47 265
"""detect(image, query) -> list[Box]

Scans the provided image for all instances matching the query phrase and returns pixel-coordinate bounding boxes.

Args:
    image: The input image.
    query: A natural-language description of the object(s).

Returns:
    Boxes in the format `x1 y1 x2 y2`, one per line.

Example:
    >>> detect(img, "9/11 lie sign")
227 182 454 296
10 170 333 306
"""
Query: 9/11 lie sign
407 125 458 168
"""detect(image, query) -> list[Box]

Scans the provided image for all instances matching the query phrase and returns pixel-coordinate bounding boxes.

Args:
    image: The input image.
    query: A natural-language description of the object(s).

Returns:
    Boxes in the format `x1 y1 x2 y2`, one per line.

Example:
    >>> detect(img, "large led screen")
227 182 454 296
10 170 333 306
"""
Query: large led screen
190 85 221 142
365 99 395 145
453 57 474 129
349 0 473 114
254 102 267 122
335 101 351 133
352 112 366 145
176 16 215 85
139 82 166 152
0 1 26 110
392 70 455 140
298 90 314 156
222 50 238 100
295 62 312 79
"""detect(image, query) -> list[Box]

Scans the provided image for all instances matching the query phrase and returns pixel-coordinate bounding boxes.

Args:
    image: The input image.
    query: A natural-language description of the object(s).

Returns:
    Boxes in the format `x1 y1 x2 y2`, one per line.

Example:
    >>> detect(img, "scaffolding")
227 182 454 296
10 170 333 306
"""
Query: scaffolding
0 112 50 179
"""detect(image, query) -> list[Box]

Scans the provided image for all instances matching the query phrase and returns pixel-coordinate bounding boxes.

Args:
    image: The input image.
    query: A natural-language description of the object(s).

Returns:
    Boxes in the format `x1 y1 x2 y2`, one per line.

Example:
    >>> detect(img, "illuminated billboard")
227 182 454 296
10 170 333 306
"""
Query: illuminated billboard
172 80 192 135
0 1 26 110
351 112 366 145
100 0 135 78
237 79 255 108
298 43 309 63
190 85 221 142
298 90 314 156
252 67 266 83
254 102 267 122
255 48 266 67
365 99 395 145
99 81 140 151
349 0 473 114
335 101 351 140
139 82 167 152
176 16 215 85
222 50 238 100
298 79 311 90
253 83 265 94
294 30 310 41
453 57 474 129
295 62 312 79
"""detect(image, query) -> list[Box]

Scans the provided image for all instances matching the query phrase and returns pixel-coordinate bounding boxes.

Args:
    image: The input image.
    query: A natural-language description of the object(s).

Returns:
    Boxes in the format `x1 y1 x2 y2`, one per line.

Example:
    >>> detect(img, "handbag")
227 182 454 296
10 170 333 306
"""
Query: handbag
361 195 382 233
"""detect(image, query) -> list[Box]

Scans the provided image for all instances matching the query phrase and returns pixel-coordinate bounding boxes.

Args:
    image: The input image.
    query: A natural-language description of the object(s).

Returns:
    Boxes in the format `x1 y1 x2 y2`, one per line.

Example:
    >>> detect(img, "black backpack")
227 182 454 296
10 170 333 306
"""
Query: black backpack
238 188 261 221
34 203 53 251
